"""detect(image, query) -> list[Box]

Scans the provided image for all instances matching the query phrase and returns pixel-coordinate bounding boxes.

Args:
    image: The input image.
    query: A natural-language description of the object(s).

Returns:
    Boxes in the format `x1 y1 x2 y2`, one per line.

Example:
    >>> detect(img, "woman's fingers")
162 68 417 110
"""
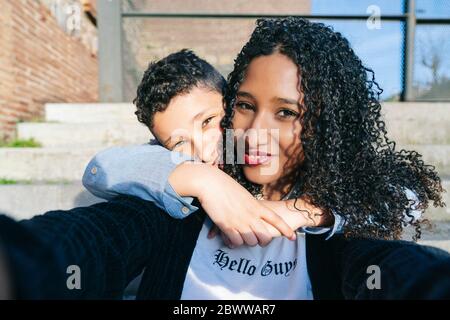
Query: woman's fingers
221 229 258 248
240 227 259 247
221 232 232 248
211 223 267 248
207 225 220 239
261 209 296 240
222 228 244 248
250 221 272 247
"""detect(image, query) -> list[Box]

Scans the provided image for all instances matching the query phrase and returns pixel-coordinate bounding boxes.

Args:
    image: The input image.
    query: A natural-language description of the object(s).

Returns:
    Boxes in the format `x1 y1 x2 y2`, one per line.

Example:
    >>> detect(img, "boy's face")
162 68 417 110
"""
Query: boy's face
153 86 224 165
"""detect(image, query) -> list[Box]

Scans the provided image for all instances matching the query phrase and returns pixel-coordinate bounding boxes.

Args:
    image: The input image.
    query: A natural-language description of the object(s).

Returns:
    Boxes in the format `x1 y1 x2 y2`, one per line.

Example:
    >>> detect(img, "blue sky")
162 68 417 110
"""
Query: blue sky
311 0 450 99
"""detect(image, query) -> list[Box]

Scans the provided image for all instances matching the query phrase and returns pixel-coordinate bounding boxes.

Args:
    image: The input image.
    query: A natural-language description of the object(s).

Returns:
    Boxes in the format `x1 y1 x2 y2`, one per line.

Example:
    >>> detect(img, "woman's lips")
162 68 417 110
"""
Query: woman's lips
244 151 273 166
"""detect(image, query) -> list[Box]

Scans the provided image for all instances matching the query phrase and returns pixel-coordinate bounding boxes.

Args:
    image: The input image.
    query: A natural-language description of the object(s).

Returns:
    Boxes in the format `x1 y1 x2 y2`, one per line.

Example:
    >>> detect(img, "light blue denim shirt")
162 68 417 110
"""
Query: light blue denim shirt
82 140 345 239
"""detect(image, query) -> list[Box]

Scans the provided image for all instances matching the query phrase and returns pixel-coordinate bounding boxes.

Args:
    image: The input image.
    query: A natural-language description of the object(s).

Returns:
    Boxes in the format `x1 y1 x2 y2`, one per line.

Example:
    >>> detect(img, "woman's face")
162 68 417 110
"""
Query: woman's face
232 52 304 197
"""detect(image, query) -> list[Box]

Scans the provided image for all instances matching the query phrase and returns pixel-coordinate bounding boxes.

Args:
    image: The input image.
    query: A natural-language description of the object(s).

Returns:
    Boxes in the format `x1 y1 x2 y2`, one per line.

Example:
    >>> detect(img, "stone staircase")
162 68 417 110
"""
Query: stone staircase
0 102 449 250
0 103 153 219
382 102 450 251
382 103 450 223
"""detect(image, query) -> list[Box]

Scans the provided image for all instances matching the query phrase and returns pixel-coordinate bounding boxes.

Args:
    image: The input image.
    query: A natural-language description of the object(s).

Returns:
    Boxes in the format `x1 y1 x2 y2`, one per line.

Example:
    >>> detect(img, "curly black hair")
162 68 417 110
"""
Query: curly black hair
134 49 226 130
221 17 445 240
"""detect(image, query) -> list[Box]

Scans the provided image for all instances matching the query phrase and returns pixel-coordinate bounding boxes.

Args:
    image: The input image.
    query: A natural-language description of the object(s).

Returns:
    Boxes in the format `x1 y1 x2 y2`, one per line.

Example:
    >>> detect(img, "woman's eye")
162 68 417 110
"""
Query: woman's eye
202 116 215 128
236 102 254 111
277 109 299 118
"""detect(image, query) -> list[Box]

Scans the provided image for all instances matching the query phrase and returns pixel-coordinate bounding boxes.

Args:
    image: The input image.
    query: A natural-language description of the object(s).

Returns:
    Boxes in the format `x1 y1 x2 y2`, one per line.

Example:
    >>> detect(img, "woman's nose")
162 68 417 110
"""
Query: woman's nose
247 122 271 146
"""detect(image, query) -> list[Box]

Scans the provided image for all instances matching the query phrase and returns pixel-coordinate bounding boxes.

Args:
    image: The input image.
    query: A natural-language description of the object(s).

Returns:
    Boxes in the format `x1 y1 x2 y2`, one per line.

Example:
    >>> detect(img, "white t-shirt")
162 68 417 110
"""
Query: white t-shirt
180 217 313 300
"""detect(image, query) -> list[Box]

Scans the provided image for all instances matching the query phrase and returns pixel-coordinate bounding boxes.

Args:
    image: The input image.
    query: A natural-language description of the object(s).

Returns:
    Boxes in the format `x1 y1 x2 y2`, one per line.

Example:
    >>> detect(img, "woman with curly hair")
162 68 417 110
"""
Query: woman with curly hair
220 17 444 241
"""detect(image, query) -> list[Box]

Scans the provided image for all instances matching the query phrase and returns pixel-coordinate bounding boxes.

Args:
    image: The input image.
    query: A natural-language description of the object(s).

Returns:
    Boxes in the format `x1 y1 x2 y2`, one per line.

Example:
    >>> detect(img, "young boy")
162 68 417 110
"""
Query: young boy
83 49 343 248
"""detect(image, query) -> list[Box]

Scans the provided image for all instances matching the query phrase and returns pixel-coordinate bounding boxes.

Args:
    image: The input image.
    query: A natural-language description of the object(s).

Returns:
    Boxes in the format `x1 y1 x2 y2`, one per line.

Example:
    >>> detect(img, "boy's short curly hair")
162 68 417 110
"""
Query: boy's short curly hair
134 49 226 130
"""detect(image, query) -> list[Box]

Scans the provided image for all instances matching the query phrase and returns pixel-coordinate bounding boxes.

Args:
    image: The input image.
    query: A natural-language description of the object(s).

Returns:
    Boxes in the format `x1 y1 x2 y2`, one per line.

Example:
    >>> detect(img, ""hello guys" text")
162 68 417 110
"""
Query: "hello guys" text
213 249 297 277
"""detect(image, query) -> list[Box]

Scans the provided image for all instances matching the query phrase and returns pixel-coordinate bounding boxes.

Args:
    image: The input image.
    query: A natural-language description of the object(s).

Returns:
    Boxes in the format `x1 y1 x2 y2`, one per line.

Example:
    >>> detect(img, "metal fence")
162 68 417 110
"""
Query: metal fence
97 0 450 103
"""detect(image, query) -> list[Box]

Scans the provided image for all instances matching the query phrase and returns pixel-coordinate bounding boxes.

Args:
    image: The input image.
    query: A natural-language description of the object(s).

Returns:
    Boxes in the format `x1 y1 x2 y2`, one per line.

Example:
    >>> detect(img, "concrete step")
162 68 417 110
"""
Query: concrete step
383 102 450 145
0 174 447 221
0 145 449 214
45 103 137 123
35 102 450 145
1 182 448 254
43 102 449 128
404 221 450 252
0 180 447 226
399 144 450 176
424 205 450 222
15 102 449 147
418 240 450 253
0 182 103 220
17 122 152 148
0 147 99 181
420 177 449 222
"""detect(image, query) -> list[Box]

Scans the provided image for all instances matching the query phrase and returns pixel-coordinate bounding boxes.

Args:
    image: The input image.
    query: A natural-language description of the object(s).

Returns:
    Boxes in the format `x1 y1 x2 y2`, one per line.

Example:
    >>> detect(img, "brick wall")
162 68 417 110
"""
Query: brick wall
0 0 98 140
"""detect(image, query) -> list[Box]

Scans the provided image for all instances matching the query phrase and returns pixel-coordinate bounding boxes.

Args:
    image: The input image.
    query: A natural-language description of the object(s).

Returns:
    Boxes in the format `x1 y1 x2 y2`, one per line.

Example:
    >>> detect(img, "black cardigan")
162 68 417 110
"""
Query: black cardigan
2 195 449 299
0 195 343 299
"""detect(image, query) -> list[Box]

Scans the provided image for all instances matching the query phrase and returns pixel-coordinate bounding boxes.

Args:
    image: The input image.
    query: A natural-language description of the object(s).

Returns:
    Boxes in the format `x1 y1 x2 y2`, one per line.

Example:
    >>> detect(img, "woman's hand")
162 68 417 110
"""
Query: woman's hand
169 162 296 248
208 197 335 248
259 198 335 231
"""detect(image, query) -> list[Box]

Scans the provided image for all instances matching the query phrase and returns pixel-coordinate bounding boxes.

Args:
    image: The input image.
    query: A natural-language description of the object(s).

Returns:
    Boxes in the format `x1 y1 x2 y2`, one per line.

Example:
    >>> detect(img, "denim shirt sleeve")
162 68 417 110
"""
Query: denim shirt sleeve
82 140 199 219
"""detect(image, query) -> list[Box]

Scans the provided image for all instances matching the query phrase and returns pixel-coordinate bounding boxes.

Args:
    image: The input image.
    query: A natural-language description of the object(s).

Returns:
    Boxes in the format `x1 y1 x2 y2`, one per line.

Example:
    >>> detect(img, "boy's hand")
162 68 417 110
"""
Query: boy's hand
208 197 334 248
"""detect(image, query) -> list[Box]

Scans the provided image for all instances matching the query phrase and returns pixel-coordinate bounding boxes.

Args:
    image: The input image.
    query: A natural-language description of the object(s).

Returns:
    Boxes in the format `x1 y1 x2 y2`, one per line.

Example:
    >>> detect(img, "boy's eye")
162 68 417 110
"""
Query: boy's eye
236 102 255 111
173 140 186 149
276 109 299 119
202 116 215 128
